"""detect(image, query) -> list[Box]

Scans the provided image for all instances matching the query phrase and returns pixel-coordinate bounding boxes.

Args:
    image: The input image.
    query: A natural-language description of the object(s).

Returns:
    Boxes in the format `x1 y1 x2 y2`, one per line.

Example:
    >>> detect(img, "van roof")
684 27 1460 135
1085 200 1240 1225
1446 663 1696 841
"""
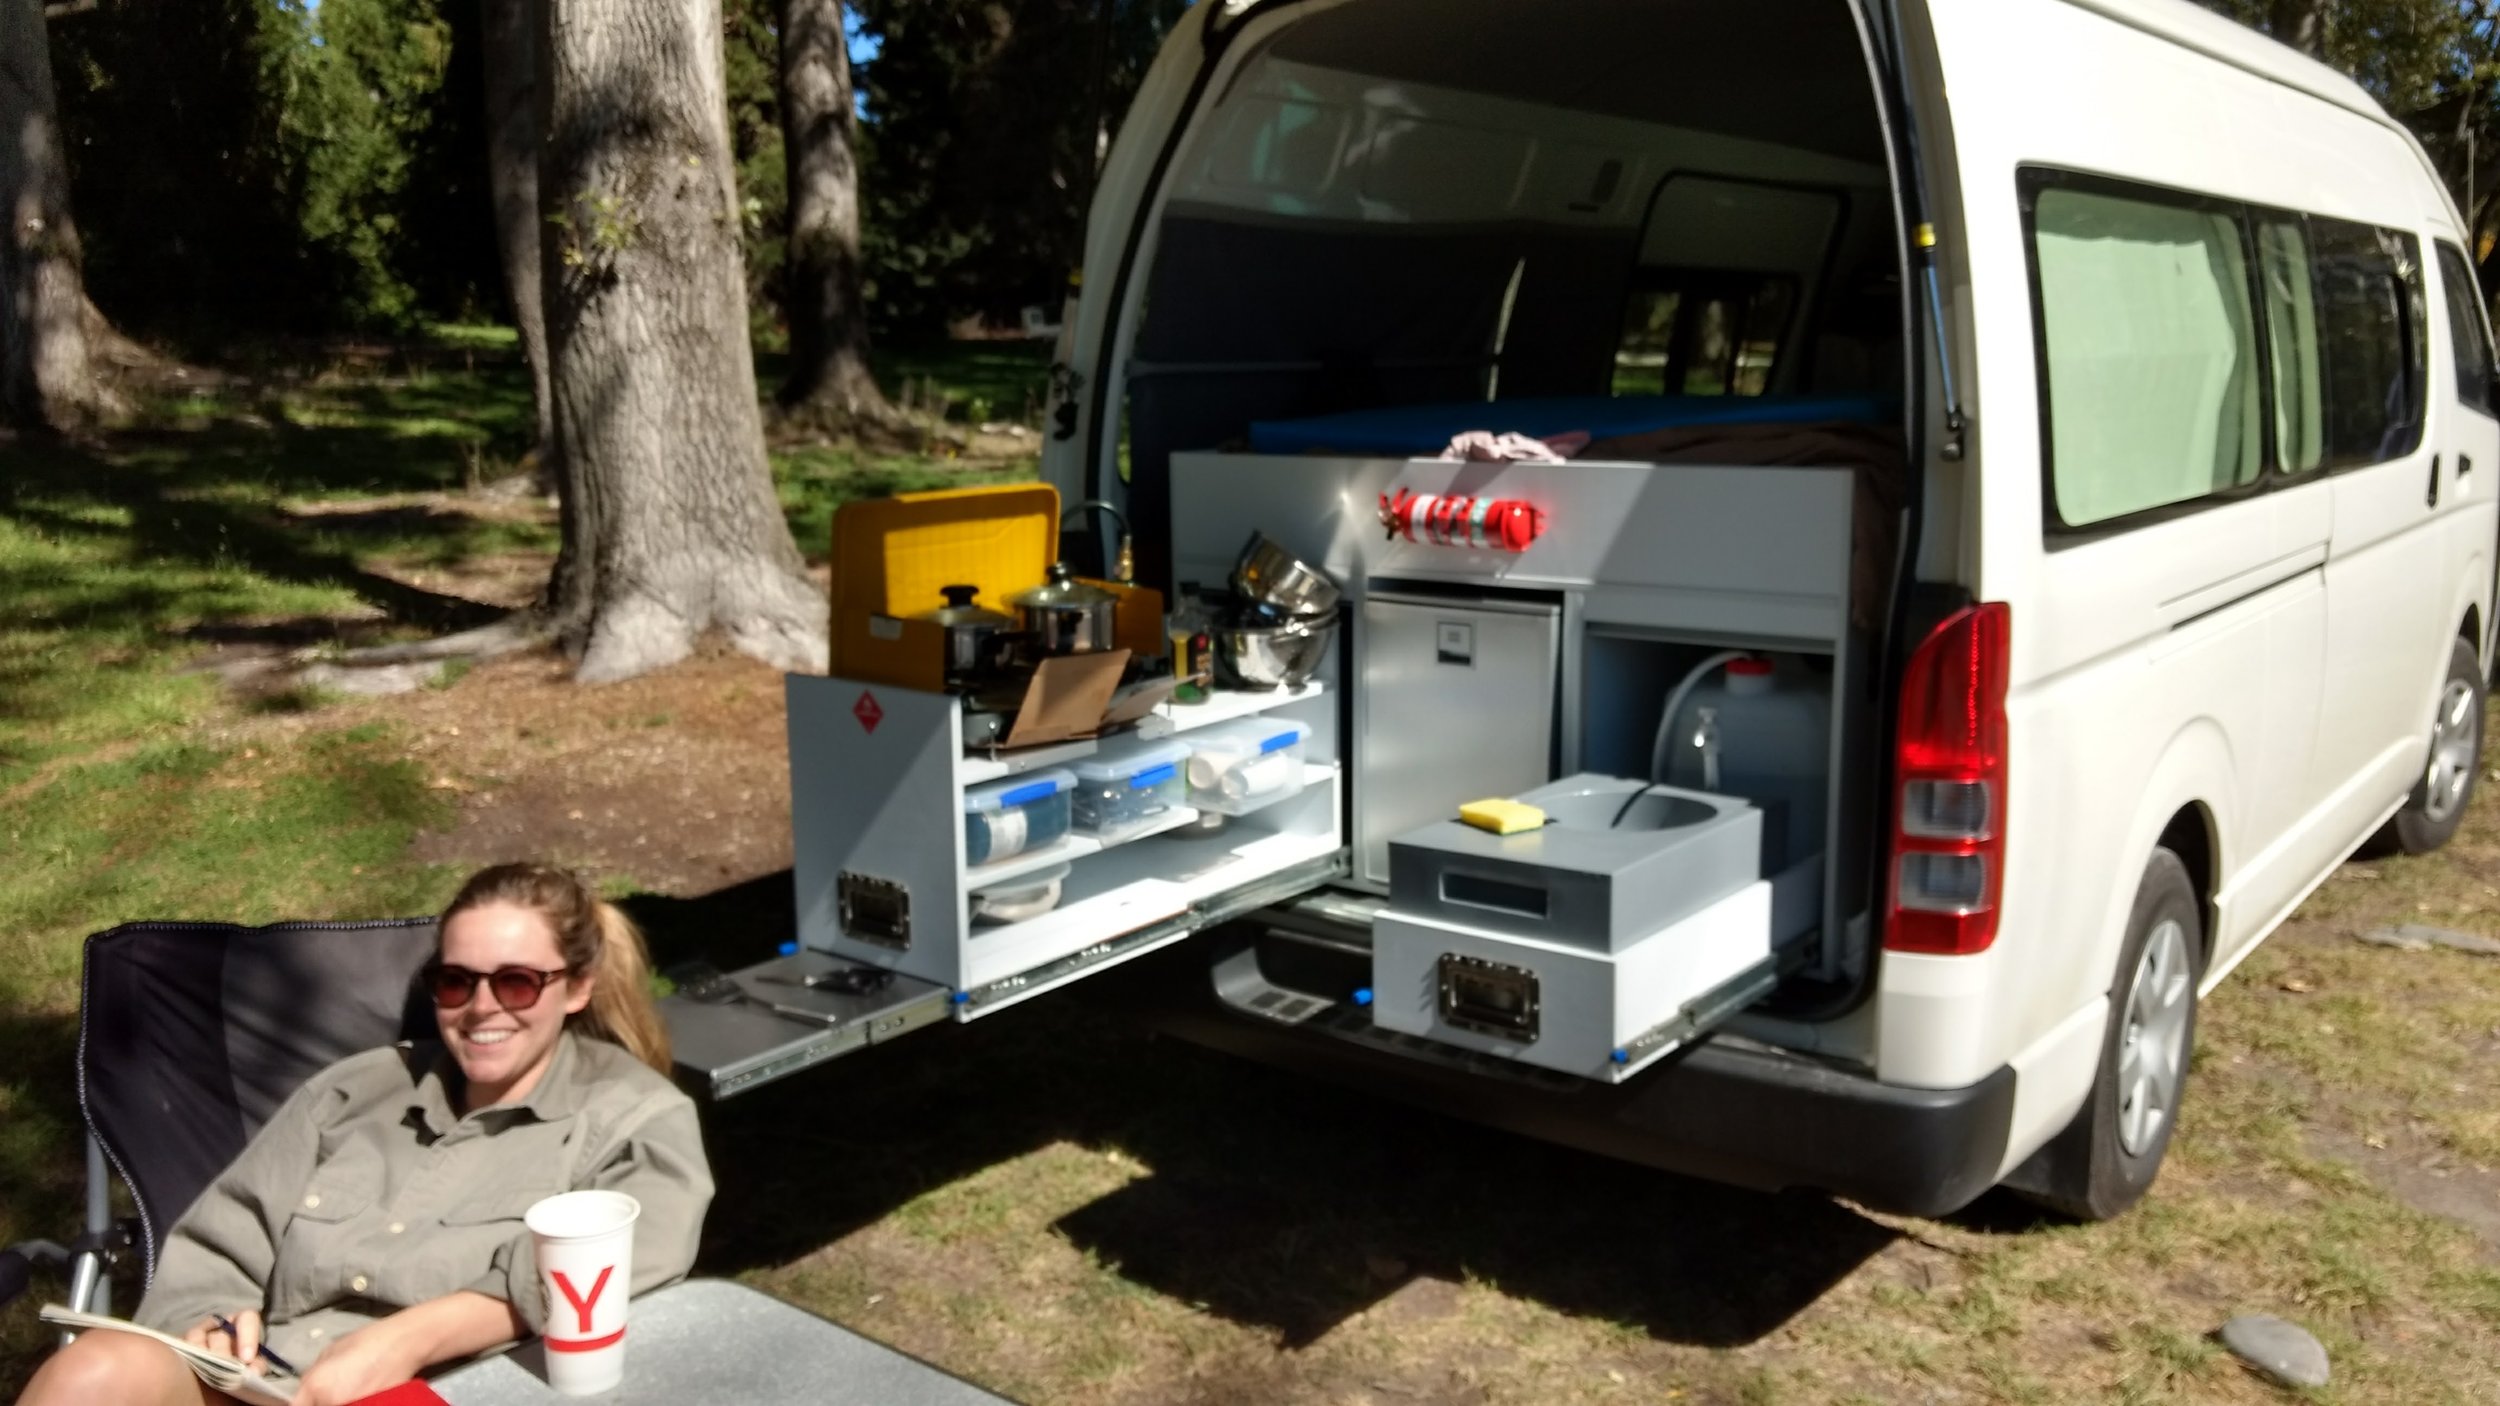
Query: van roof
2068 0 2392 125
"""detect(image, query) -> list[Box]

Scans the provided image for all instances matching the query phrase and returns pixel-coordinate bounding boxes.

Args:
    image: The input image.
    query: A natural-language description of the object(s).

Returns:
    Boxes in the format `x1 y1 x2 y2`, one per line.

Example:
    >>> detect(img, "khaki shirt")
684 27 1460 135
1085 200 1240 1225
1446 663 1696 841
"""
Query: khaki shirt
135 1030 713 1368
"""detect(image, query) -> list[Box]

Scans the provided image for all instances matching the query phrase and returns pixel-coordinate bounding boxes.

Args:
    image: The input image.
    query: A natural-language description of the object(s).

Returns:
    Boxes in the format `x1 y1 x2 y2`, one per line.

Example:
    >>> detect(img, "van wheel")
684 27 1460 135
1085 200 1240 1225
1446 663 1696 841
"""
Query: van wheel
2011 849 2202 1221
2377 638 2485 856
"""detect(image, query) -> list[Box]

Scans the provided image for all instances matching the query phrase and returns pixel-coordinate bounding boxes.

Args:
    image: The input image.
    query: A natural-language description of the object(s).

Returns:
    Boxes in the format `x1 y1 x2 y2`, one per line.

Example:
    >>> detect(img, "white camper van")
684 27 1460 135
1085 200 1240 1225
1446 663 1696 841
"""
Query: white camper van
670 0 2499 1222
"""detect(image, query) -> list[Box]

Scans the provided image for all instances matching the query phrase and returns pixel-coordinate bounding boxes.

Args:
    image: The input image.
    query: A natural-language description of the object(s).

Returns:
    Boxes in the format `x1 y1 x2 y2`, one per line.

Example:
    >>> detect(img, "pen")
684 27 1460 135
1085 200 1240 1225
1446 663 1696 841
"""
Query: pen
211 1314 300 1377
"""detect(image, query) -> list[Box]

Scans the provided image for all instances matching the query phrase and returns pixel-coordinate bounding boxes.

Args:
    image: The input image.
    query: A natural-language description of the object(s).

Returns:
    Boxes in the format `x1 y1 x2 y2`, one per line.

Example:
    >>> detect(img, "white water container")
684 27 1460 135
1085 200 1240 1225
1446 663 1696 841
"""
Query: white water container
1661 657 1830 870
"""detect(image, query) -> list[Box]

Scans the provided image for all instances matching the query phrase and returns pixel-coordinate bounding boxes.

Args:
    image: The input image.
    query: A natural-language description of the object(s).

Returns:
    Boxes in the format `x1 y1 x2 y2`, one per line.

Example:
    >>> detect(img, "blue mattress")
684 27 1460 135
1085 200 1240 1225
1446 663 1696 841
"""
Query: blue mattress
1246 394 1897 457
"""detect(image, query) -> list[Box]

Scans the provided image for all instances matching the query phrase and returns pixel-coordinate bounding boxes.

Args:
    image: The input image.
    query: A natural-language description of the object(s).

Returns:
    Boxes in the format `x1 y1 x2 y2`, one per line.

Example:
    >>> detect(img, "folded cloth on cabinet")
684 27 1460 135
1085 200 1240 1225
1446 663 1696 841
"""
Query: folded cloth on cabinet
1438 429 1591 463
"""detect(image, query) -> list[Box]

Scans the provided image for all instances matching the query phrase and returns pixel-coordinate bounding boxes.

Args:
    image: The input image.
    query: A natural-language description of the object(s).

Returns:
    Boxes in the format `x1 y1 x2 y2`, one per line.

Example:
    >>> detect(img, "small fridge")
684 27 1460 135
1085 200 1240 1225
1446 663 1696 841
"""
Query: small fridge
1353 590 1560 890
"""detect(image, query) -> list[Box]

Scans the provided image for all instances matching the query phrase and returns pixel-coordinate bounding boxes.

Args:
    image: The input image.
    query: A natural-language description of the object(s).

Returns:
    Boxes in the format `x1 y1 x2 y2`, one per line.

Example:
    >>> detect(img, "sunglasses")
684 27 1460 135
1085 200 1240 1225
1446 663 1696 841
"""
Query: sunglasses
423 962 574 1012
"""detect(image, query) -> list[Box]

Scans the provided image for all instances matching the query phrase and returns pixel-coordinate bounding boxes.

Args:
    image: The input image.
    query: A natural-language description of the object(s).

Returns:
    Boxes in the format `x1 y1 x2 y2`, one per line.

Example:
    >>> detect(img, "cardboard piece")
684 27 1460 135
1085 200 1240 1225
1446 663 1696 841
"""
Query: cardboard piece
1102 674 1183 727
1002 650 1131 748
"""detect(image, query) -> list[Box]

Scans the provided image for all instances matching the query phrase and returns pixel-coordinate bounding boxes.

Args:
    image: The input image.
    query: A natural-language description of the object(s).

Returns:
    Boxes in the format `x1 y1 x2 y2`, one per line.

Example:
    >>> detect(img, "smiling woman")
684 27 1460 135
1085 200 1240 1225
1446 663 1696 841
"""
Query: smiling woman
14 864 713 1406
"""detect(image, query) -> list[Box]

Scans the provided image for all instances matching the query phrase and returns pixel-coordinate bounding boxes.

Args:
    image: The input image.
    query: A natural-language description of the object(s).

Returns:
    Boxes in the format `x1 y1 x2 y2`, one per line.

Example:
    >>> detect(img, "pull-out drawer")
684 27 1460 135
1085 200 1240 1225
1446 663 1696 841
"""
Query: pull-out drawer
666 673 1347 1100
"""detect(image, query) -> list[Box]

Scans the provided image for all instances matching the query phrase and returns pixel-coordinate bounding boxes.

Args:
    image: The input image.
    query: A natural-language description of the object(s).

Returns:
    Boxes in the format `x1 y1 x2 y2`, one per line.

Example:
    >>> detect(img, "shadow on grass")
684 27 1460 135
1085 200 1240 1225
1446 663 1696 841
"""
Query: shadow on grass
625 874 1896 1351
4 440 505 637
0 1008 93 1394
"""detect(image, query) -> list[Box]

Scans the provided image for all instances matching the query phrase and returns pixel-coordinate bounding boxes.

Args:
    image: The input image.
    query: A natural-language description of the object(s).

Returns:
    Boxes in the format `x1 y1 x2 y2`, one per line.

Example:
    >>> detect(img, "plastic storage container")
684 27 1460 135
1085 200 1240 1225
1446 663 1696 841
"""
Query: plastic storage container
1661 656 1830 870
1185 717 1313 817
963 768 1075 866
1067 739 1191 840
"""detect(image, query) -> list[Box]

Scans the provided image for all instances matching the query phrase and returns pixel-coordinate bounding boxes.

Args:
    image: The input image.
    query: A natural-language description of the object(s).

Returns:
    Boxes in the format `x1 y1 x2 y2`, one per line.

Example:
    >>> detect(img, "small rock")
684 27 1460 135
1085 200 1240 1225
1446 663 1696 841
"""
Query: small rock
2360 924 2500 957
2221 1314 2330 1389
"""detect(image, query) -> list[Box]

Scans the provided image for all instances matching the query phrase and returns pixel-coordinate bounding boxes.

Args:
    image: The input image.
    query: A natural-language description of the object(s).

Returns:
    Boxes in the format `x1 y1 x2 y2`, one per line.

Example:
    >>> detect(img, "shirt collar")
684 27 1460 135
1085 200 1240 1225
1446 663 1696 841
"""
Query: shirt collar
405 1027 584 1136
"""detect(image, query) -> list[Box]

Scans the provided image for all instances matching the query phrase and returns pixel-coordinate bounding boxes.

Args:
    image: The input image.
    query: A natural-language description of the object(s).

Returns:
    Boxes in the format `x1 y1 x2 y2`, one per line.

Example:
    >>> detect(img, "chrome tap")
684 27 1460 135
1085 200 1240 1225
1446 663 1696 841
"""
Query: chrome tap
1062 499 1134 583
1691 706 1722 793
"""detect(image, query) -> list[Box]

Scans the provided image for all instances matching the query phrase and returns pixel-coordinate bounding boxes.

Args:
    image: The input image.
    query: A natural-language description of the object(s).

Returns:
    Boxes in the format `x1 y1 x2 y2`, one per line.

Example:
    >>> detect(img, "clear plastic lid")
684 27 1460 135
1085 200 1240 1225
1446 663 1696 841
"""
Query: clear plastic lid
963 768 1076 813
1066 738 1192 789
1192 717 1312 756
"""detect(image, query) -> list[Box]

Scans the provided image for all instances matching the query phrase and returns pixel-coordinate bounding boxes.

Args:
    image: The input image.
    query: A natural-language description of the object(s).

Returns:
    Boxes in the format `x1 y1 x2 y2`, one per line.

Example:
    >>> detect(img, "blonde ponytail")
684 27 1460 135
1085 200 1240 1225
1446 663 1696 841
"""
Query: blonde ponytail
581 899 671 1074
440 862 672 1075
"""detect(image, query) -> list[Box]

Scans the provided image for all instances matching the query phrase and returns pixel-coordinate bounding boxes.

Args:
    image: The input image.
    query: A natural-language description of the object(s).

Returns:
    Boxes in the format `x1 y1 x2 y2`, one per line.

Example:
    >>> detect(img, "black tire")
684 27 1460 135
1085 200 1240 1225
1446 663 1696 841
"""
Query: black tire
2007 848 2203 1221
2375 637 2486 857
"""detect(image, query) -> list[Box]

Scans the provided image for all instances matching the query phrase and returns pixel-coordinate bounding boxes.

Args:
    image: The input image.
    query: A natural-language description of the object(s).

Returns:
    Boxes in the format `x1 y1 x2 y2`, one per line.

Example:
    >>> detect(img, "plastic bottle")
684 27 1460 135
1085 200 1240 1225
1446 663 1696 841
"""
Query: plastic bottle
1660 656 1831 870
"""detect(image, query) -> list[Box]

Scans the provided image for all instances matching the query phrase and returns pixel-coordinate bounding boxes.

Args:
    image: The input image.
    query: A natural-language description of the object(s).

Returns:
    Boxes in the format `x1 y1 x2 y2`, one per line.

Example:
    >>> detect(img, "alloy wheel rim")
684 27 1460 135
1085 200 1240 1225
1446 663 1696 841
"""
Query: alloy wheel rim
2117 917 2193 1158
2423 678 2480 825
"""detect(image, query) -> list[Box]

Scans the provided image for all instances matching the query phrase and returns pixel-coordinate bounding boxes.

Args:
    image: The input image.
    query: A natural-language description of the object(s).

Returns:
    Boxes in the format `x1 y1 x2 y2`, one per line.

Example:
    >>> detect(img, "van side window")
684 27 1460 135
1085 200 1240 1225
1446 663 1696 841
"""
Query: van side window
2435 241 2494 417
2029 184 2264 529
2257 218 2325 474
1611 271 1796 397
2309 218 2427 465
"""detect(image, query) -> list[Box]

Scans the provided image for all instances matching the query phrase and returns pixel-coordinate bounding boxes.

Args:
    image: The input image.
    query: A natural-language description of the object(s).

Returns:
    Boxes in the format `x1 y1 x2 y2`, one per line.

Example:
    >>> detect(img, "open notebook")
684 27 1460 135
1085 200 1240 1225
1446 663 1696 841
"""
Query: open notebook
39 1304 296 1404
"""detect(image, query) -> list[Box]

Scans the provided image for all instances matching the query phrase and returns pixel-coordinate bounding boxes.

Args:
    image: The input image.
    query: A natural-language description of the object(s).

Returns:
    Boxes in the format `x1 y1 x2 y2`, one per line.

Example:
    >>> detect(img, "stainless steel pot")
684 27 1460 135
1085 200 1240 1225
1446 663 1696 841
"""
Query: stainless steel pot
921 584 1019 682
1013 562 1121 656
1231 533 1341 618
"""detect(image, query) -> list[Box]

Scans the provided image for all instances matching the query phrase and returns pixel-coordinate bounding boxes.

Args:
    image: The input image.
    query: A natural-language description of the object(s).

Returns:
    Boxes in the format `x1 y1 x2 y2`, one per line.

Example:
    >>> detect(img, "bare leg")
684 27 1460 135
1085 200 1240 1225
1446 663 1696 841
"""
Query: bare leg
16 1329 240 1406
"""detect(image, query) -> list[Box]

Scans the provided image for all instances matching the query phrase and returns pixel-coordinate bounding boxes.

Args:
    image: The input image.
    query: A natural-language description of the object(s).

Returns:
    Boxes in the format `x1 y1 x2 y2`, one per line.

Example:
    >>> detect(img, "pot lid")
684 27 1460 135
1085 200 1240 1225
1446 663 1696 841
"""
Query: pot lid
1013 562 1120 610
921 584 1017 629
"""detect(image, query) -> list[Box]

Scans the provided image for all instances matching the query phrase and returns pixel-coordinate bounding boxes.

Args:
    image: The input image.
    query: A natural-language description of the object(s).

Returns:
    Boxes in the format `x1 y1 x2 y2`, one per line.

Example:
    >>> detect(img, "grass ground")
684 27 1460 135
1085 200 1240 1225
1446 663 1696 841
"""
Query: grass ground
2 334 2497 1403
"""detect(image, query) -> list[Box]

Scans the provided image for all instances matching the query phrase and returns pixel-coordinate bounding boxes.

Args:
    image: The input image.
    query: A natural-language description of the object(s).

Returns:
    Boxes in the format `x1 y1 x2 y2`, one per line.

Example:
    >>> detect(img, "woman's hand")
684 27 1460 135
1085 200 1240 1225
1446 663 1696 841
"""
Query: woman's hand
181 1308 263 1365
290 1318 427 1406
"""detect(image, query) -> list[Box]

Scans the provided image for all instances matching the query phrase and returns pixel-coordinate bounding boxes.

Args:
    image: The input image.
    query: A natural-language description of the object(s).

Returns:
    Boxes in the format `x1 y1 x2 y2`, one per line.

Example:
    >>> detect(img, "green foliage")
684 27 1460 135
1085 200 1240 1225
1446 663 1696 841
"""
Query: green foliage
47 0 499 337
289 0 456 325
852 0 1192 336
725 0 791 337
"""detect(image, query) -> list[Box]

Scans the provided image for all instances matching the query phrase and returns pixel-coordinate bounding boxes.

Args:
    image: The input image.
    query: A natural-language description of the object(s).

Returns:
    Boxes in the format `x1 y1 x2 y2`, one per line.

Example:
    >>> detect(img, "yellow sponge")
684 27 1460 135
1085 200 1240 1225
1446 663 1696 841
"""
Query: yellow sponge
1458 798 1546 835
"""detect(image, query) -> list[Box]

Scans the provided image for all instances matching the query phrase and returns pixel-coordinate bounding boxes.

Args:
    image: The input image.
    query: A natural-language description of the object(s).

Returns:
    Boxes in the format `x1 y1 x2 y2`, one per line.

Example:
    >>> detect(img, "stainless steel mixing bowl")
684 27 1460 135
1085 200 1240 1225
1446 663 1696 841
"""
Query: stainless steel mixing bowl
1230 533 1342 618
1213 618 1336 690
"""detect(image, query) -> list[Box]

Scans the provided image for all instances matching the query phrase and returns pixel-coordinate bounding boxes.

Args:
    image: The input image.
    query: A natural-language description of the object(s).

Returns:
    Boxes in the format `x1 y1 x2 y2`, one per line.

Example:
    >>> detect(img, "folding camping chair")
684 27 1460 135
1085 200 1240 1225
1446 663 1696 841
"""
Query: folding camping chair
0 918 439 1321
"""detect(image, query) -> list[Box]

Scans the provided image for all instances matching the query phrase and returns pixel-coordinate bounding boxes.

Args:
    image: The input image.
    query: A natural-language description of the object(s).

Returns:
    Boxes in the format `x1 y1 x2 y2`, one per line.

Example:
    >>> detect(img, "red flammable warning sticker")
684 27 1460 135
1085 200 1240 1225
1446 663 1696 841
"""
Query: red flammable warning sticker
854 691 883 733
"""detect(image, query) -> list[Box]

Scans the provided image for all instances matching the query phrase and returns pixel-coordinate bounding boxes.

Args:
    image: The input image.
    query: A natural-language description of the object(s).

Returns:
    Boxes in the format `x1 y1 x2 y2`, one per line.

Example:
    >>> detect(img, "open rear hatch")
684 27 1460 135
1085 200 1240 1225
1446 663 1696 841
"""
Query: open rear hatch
671 0 1933 1098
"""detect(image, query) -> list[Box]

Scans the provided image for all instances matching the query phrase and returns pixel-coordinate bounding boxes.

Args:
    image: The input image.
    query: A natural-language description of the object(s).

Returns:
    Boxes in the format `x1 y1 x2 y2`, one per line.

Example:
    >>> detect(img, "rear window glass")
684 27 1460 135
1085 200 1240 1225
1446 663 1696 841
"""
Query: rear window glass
2031 185 2264 528
2436 241 2493 416
1611 272 1795 397
2309 218 2426 466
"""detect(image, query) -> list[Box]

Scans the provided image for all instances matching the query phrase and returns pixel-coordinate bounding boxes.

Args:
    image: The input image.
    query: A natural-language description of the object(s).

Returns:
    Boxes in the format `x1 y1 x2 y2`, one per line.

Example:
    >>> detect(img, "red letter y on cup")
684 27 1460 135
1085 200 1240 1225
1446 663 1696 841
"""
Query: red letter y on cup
552 1266 614 1334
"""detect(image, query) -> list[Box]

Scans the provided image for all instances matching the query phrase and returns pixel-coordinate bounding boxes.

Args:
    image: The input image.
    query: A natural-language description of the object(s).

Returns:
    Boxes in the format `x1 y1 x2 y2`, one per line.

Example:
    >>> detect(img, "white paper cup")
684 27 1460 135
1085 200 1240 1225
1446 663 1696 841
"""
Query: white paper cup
525 1190 640 1396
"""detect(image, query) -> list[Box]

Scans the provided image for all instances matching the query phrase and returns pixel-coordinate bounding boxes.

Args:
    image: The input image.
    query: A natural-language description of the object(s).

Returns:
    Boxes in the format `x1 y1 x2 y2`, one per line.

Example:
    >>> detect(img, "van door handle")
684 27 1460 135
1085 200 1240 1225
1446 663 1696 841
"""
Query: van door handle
2429 455 2442 508
2459 454 2473 482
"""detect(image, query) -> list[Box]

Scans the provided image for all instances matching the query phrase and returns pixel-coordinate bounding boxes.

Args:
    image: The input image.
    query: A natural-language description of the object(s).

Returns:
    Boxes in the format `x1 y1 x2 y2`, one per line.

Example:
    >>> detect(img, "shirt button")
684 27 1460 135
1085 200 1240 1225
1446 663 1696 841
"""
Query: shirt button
351 1275 369 1293
303 1194 320 1209
308 1328 324 1339
388 1222 405 1235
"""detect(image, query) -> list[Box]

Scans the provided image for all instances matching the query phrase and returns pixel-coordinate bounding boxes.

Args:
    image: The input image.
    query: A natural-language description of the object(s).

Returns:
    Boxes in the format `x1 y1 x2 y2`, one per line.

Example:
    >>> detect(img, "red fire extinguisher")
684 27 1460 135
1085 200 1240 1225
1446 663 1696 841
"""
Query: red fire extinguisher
1377 488 1545 552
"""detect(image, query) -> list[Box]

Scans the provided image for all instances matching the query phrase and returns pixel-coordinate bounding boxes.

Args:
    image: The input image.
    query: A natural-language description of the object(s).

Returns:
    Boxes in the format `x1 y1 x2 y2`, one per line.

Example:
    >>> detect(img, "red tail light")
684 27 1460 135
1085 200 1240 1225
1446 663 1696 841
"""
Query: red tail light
1886 602 2010 955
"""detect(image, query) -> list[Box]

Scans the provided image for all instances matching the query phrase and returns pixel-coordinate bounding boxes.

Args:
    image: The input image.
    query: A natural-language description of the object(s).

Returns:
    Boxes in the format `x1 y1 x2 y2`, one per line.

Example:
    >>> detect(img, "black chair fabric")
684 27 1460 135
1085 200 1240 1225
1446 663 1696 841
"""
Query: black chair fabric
77 919 440 1286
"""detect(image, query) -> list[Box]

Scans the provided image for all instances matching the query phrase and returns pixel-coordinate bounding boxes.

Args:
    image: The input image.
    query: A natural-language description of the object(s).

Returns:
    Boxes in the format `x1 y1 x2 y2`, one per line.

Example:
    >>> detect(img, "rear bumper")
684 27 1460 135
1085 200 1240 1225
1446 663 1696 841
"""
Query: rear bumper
1104 942 2016 1218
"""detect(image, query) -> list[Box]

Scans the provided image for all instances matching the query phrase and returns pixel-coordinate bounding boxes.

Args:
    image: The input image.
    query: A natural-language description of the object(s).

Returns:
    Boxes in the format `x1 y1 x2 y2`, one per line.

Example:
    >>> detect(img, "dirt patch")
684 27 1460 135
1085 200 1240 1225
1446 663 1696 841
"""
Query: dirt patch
2309 1125 2500 1260
208 642 797 897
391 649 796 894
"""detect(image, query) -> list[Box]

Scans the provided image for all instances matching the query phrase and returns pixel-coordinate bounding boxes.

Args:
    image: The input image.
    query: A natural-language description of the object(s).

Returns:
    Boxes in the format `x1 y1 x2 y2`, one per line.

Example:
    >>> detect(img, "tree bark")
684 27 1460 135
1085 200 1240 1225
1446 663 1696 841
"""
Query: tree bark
536 0 828 683
778 0 897 425
481 0 555 456
1 0 114 431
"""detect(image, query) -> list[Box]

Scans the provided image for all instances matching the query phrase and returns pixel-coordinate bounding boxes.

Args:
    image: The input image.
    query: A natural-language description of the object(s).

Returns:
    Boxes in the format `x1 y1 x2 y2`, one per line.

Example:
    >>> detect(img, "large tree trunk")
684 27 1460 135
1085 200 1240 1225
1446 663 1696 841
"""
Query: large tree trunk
0 0 114 431
536 0 828 683
778 0 897 426
482 0 555 456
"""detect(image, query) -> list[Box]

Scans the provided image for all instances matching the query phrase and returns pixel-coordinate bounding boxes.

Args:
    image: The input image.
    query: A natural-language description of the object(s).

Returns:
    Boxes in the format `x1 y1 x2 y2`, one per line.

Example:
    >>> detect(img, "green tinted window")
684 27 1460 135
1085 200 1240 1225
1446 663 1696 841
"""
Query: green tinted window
2033 186 2263 527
